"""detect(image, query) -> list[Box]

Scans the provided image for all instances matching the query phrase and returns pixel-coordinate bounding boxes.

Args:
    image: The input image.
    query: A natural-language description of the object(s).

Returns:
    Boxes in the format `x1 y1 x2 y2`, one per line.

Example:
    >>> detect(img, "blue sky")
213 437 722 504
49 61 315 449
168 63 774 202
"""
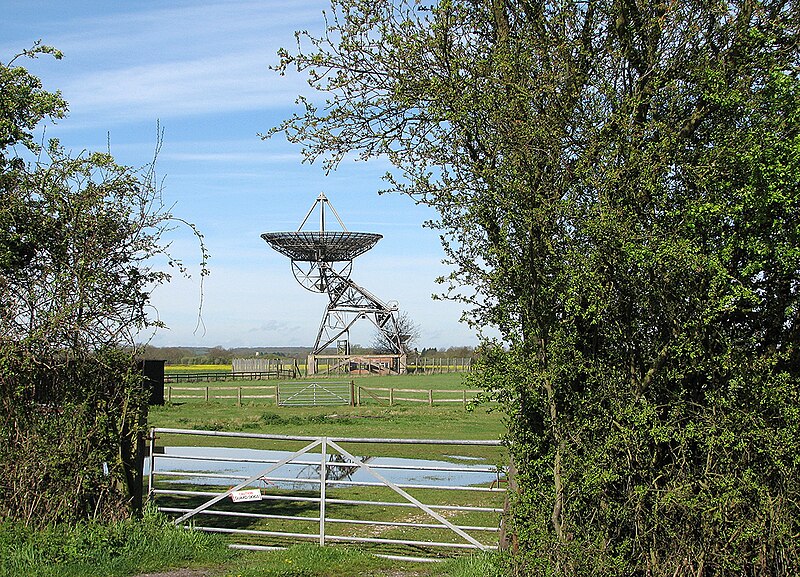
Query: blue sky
3 1 479 349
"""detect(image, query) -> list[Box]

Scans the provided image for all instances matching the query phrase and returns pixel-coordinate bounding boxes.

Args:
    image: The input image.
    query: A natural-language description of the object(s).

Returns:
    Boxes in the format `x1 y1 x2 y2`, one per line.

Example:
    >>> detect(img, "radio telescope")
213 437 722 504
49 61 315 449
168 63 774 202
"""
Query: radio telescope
262 194 408 374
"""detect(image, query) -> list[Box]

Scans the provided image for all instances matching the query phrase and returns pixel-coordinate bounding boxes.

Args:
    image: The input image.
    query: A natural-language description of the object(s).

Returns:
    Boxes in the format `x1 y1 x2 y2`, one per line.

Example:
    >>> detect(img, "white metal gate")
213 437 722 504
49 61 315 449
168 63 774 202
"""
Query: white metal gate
277 381 352 406
147 428 506 562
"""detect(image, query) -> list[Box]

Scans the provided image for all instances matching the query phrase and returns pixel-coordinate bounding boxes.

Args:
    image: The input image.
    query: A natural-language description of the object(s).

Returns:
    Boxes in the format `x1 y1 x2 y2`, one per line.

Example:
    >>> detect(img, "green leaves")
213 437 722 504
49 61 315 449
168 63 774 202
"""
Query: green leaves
1 51 208 527
0 42 67 155
272 0 800 573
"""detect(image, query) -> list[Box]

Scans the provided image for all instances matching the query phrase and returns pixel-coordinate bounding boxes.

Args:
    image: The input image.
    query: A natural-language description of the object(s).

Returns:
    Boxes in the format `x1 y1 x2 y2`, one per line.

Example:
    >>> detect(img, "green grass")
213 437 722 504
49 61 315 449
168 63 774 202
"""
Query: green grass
164 373 483 407
0 508 235 577
6 373 506 576
153 374 500 441
212 544 504 576
149 403 504 457
0 513 505 577
166 364 233 373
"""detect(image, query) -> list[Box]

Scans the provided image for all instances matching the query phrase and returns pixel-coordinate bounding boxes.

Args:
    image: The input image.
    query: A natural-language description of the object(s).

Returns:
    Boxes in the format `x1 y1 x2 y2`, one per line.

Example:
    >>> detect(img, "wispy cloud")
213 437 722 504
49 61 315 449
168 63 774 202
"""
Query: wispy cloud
163 150 302 164
14 1 327 124
62 53 307 122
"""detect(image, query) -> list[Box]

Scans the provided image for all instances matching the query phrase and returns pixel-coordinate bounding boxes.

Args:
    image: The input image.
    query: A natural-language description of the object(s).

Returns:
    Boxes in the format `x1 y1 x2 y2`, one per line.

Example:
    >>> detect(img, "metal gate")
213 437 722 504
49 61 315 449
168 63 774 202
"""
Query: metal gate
277 381 352 406
147 428 506 562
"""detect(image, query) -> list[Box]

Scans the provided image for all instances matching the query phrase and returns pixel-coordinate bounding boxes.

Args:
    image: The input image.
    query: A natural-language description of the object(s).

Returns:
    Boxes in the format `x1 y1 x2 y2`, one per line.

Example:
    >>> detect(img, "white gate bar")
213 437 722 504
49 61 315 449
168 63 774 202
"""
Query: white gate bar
193 526 319 540
163 506 497 533
156 471 322 485
156 470 500 492
172 438 323 525
154 489 501 513
157 452 502 474
325 497 504 513
324 534 498 550
192 526 493 550
151 427 501 446
319 437 327 546
326 439 486 550
325 517 499 532
159 507 318 523
147 431 156 499
227 544 444 564
327 479 504 492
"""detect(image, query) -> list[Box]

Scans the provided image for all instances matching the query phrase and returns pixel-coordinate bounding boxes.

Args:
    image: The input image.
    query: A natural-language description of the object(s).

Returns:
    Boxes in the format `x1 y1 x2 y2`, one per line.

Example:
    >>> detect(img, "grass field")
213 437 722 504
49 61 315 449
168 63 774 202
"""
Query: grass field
0 509 504 577
165 364 234 372
2 373 506 577
142 371 507 574
150 374 503 447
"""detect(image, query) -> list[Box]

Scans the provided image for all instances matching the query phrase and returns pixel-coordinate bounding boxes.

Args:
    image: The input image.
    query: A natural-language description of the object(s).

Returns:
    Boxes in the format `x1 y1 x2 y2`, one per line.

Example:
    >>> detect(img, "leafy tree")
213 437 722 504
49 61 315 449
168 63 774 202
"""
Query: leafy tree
0 46 207 525
271 1 800 574
0 41 66 156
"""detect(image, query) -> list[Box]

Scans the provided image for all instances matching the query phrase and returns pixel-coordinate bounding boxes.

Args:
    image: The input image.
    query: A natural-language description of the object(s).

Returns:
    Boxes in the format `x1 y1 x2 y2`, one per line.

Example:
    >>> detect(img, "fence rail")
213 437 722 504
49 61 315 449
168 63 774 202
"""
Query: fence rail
165 382 482 407
147 428 506 562
406 357 473 374
165 370 295 383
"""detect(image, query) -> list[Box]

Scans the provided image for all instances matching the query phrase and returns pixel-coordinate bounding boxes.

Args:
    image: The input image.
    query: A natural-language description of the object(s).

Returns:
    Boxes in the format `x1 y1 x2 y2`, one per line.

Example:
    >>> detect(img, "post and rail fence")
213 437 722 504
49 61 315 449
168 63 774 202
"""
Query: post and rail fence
165 357 472 382
164 381 483 407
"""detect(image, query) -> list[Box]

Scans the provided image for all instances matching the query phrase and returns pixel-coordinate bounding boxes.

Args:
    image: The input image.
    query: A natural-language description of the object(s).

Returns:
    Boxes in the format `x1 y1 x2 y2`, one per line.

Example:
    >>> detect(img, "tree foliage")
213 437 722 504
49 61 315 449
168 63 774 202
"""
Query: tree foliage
0 41 66 156
0 45 207 526
272 1 800 574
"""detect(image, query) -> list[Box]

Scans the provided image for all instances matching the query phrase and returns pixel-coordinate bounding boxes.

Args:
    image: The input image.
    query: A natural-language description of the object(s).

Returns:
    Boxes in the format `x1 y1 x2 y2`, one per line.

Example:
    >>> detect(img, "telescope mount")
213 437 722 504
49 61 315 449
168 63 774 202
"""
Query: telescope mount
262 194 408 374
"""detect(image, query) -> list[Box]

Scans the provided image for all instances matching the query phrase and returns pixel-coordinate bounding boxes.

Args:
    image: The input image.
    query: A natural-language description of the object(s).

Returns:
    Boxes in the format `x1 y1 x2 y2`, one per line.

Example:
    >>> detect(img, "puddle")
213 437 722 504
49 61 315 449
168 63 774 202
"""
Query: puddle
148 446 503 490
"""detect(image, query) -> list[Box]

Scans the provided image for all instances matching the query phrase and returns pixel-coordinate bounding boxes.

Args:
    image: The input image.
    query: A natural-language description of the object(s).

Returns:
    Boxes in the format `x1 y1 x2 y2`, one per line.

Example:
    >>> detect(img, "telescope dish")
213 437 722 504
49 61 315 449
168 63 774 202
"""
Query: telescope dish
262 193 407 366
262 194 383 293
261 231 382 263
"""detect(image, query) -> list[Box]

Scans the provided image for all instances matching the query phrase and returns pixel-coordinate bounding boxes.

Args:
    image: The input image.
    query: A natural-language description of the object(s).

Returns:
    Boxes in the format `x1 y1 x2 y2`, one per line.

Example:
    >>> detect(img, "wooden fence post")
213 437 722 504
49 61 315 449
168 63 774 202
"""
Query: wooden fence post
389 388 394 406
428 389 433 406
350 381 355 407
237 387 242 407
205 386 209 402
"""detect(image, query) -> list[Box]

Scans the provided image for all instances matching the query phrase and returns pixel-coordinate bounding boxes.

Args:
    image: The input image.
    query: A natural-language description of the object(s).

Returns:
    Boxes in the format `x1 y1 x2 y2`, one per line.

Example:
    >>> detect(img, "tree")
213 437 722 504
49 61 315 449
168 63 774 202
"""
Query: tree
0 41 66 155
271 1 800 574
371 310 420 354
0 46 207 525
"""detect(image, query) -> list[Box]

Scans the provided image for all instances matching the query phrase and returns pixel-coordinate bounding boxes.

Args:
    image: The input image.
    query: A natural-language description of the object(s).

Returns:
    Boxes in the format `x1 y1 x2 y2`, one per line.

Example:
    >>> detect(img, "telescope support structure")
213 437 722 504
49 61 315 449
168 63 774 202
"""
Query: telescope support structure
311 263 404 355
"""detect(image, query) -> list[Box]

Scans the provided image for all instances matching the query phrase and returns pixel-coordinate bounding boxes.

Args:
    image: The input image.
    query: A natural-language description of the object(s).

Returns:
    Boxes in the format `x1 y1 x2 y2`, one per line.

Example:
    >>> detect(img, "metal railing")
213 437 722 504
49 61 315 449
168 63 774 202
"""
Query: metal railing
147 428 506 562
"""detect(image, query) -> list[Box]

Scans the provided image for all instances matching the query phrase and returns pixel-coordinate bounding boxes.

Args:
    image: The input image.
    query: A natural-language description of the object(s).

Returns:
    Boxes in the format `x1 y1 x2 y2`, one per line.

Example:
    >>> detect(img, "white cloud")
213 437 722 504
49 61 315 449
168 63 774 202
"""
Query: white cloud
61 53 307 122
11 1 328 125
163 150 302 164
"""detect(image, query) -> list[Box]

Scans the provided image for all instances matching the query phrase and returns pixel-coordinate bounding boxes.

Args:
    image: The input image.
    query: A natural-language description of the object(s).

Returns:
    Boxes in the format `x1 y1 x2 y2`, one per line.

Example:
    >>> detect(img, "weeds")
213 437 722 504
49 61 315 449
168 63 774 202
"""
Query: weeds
0 507 233 577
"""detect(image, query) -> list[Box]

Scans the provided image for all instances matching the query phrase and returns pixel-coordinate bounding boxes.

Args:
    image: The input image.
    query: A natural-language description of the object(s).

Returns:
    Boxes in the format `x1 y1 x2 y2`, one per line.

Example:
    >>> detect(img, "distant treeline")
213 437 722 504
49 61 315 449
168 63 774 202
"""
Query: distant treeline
141 345 477 365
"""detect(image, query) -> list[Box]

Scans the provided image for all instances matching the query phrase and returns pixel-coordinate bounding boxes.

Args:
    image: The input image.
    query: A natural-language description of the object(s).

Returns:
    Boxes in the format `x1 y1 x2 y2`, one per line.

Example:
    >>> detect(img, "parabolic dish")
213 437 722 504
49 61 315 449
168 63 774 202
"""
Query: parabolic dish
262 231 382 262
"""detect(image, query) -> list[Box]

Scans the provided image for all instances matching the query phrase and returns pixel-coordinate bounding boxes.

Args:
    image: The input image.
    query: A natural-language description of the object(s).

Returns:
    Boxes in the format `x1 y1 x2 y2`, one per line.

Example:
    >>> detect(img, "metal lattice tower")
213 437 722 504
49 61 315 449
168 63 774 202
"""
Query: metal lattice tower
262 194 406 359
